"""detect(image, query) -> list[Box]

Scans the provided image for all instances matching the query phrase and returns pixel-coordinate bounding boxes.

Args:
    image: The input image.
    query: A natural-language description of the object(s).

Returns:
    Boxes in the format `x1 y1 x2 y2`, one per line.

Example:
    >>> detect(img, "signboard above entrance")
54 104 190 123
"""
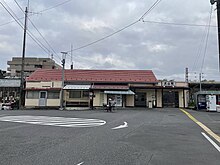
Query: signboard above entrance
161 80 176 87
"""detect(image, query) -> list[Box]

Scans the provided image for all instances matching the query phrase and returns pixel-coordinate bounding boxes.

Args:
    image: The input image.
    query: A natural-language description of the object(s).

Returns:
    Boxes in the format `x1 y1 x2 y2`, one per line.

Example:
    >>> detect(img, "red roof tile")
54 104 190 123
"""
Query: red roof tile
26 69 158 83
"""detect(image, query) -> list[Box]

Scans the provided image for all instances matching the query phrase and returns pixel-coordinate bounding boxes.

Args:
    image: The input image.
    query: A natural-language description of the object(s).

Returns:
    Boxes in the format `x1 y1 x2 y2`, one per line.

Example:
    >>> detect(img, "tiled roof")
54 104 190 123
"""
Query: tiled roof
26 69 158 83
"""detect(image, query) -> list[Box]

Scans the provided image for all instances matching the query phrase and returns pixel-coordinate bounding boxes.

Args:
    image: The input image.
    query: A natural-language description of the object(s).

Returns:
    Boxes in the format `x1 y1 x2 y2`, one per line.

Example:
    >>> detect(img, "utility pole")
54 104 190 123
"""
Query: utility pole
210 0 220 71
185 67 189 83
60 52 67 110
199 73 204 91
19 6 28 109
70 44 73 70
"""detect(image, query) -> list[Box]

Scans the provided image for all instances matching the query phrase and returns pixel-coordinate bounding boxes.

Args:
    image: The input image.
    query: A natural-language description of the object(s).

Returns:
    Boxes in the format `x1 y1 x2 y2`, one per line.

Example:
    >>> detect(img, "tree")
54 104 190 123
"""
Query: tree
0 70 6 78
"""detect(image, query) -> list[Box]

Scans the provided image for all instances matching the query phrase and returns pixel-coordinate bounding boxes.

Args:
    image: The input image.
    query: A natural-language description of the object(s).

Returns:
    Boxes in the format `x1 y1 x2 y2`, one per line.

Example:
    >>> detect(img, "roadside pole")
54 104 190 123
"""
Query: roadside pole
19 7 28 109
59 52 67 110
210 0 220 71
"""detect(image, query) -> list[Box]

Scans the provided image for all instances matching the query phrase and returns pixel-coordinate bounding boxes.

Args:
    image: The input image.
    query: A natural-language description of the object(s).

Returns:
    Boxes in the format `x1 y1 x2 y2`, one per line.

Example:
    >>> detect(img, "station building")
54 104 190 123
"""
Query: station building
0 79 20 103
25 69 189 109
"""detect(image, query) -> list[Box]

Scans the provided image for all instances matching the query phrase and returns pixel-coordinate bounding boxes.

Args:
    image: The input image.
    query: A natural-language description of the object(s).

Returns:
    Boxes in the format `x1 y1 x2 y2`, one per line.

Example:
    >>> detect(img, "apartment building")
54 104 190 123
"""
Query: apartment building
7 57 61 77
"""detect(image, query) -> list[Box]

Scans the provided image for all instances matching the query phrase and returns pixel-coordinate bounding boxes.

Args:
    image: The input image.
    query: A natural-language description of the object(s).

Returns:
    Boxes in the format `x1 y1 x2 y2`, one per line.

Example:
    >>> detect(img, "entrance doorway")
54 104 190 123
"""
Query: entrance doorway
135 92 146 107
107 94 122 107
163 91 179 108
39 91 47 106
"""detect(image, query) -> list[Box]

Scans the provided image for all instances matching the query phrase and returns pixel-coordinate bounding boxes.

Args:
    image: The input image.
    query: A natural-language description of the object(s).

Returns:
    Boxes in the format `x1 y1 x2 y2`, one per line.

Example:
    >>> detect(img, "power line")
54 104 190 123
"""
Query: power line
69 20 140 52
39 0 74 13
139 0 162 20
142 20 217 28
3 1 60 57
192 26 208 72
13 0 61 61
2 0 163 65
200 6 213 73
0 0 74 27
0 1 51 56
14 0 24 12
28 20 61 60
191 6 214 72
67 0 163 53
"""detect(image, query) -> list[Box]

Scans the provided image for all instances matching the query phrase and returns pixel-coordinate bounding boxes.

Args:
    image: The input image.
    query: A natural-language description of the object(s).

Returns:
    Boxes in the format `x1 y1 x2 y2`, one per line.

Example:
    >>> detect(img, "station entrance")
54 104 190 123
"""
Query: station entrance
163 91 179 108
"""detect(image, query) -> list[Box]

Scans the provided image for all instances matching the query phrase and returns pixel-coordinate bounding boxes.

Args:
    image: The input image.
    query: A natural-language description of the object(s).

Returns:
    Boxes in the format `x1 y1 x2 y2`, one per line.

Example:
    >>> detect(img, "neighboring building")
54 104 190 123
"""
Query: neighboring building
25 69 189 109
189 82 220 95
189 82 220 109
7 57 61 77
0 79 20 103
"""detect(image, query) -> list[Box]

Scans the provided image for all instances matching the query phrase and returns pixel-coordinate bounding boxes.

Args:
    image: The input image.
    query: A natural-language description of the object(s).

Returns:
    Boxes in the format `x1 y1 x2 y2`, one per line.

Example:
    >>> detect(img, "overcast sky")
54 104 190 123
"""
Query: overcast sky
0 0 219 81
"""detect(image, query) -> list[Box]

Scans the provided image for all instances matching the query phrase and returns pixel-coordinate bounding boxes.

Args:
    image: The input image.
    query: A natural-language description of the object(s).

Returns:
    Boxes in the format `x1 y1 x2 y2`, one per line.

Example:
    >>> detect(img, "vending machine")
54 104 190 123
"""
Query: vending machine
206 95 216 112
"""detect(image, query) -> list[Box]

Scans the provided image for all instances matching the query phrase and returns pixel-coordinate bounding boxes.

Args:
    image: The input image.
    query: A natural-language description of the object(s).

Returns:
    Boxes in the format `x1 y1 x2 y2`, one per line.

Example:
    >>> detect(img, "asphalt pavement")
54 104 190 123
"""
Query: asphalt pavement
0 108 220 165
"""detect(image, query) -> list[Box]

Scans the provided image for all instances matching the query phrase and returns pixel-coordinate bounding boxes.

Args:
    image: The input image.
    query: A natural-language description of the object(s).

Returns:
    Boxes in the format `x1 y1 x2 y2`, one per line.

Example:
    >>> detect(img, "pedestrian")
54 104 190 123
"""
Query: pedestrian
108 98 113 112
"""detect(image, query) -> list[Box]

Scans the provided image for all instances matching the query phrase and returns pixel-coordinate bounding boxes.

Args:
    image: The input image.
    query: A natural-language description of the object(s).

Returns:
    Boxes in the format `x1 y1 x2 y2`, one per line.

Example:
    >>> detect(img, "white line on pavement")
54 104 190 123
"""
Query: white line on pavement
0 114 8 117
0 115 106 128
76 162 84 165
112 122 128 130
201 132 220 152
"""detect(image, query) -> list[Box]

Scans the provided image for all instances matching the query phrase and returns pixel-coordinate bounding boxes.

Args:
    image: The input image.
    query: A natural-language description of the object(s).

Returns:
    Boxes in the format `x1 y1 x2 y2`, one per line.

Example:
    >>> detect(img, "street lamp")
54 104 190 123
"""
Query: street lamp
60 51 67 110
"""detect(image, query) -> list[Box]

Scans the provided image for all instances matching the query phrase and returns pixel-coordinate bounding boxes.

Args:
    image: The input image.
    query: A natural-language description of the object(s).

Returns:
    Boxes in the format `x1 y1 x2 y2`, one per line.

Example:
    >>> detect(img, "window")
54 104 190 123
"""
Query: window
82 91 89 98
69 90 89 99
26 91 39 99
69 91 81 98
35 65 42 68
48 91 60 99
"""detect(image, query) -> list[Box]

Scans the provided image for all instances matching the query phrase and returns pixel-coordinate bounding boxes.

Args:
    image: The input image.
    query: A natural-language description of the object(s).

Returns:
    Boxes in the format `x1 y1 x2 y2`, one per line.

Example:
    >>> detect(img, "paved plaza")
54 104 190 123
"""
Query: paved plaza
0 108 220 165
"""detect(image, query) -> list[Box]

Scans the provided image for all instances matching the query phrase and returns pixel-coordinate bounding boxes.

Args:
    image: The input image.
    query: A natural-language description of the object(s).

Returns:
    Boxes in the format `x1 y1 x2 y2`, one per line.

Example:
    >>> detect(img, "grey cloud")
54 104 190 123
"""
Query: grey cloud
0 0 219 81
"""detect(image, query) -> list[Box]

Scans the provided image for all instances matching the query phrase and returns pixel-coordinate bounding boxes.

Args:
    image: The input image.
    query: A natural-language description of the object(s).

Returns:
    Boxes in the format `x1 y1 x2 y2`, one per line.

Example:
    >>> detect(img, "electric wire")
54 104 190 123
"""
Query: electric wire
0 0 74 27
13 0 61 61
2 0 163 66
0 2 54 61
200 6 213 73
14 0 24 12
11 0 62 65
191 6 214 73
67 0 163 53
139 0 162 20
192 26 208 72
142 20 217 28
39 0 74 13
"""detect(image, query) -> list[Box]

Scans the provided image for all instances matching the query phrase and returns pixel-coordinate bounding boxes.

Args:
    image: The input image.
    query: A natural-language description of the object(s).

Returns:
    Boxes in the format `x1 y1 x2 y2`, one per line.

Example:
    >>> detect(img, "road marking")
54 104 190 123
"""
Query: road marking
0 114 8 117
76 162 84 165
180 109 220 143
0 115 106 128
112 122 128 130
201 132 220 152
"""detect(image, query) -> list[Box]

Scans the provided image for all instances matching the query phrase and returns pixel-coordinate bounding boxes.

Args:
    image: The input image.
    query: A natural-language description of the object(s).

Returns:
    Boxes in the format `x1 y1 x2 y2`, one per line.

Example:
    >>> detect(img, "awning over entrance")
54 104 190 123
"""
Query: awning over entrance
104 90 135 95
92 85 129 90
63 85 90 90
